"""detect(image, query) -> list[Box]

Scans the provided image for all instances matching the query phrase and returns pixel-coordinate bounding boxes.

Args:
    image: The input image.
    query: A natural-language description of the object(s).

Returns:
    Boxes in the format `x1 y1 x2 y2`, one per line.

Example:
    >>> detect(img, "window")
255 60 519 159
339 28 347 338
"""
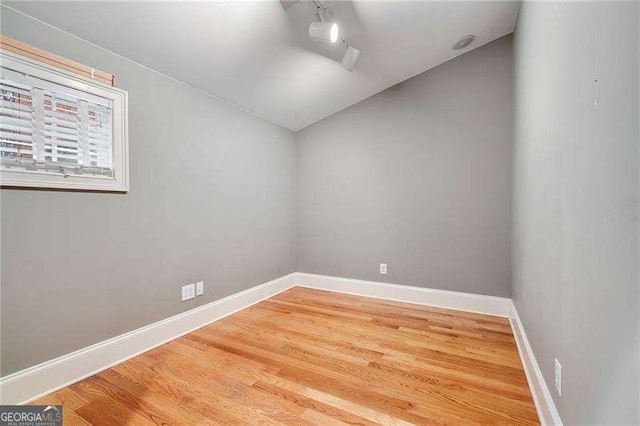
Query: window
0 50 129 191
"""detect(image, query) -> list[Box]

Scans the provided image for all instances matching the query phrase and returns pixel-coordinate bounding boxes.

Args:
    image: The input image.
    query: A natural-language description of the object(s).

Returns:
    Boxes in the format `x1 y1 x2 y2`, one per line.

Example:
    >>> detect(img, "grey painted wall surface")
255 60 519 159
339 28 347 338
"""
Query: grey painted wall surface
0 7 297 376
296 36 513 297
512 2 639 424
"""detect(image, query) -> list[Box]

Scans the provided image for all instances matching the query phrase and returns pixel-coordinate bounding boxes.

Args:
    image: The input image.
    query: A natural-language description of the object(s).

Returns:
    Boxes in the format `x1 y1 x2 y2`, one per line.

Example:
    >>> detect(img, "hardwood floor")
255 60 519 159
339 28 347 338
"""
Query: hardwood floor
34 287 539 425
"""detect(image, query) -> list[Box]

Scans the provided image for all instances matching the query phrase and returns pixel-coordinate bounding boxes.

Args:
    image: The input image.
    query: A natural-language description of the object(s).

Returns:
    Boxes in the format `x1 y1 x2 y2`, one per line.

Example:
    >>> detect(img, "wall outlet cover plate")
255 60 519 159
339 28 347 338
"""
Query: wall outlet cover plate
380 263 388 275
182 283 196 301
554 358 562 396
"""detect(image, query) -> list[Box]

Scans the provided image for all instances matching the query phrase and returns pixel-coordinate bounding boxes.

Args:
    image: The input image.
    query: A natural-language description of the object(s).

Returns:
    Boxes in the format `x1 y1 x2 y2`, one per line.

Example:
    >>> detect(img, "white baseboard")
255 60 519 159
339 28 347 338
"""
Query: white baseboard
510 301 563 426
0 270 561 426
295 272 513 318
0 273 297 405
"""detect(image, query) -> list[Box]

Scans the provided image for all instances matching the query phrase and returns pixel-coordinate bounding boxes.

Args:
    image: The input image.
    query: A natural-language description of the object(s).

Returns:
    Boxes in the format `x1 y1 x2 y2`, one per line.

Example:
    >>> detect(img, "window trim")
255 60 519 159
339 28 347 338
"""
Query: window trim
0 50 129 192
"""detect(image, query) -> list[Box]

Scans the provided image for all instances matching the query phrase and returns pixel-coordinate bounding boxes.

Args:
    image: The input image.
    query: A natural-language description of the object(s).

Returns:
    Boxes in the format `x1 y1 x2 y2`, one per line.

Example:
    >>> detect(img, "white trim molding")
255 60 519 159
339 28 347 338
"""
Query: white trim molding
510 301 563 426
295 272 513 318
0 273 296 405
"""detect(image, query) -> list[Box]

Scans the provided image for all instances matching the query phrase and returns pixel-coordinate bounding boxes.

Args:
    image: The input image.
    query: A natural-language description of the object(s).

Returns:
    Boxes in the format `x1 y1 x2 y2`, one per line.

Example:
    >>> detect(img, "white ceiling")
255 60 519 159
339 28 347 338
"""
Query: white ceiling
6 1 518 131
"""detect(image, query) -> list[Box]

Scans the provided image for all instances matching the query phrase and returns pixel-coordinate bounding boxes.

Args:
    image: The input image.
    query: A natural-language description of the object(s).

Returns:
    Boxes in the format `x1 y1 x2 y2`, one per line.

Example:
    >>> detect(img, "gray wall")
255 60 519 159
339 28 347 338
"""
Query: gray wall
512 2 639 424
7 8 637 424
296 36 514 297
0 7 297 376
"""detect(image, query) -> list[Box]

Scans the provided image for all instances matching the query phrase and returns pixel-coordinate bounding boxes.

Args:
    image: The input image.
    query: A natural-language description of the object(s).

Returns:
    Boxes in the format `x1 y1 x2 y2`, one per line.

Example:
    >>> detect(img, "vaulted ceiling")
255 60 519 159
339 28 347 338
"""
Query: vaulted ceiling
6 1 518 131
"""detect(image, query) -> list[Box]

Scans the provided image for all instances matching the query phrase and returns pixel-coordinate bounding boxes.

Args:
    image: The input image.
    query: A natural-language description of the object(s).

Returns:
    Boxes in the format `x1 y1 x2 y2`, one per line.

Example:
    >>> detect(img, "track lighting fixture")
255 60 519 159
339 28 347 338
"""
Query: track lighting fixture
340 45 360 72
287 0 359 71
308 0 339 44
309 21 339 44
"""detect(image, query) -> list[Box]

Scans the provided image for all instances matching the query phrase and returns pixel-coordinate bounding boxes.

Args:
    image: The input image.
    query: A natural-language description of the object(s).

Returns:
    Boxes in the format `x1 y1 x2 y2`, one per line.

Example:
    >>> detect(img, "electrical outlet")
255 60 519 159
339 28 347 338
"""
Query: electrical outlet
555 358 562 396
196 281 204 296
380 263 388 275
181 283 195 301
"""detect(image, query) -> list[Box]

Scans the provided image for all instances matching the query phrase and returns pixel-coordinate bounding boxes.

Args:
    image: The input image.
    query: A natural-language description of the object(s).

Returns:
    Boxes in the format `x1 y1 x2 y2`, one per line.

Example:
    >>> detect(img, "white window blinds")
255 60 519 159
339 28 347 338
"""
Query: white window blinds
1 50 128 191
1 68 114 177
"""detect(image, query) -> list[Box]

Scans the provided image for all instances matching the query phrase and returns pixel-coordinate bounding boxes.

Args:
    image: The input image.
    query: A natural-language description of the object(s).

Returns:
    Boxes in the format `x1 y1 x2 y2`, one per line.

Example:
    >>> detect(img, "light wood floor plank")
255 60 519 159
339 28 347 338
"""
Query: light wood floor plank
33 287 539 425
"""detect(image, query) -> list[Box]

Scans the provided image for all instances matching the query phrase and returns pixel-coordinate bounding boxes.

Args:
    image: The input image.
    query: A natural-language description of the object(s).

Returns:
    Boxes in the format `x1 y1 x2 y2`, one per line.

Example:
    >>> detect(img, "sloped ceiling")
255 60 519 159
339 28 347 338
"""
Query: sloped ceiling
5 1 518 131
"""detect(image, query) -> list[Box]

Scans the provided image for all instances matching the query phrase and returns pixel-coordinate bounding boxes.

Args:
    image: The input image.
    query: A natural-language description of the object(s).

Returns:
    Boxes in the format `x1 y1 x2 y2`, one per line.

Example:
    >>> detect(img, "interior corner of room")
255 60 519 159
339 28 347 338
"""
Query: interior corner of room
0 1 638 425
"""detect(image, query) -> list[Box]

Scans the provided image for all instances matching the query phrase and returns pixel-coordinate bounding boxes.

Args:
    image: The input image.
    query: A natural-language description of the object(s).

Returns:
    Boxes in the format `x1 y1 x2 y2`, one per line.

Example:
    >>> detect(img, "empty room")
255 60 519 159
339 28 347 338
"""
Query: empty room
0 1 638 425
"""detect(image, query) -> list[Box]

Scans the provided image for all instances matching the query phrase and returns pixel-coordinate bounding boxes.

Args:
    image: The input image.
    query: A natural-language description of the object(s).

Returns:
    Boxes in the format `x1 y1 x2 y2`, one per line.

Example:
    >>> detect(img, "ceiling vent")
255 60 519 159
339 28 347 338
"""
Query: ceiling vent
452 35 476 50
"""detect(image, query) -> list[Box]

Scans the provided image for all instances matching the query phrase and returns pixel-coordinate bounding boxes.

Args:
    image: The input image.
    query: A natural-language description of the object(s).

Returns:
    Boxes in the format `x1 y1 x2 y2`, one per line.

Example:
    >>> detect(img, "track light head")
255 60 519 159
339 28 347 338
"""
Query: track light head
341 45 360 72
309 22 339 44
